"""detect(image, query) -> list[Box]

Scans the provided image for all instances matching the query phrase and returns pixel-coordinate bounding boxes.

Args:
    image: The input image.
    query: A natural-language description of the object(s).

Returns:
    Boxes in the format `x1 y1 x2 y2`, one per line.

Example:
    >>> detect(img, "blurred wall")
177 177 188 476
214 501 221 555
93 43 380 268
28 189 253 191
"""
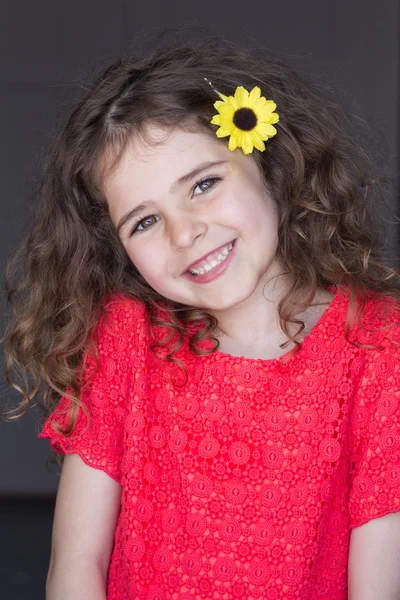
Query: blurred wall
1 0 399 495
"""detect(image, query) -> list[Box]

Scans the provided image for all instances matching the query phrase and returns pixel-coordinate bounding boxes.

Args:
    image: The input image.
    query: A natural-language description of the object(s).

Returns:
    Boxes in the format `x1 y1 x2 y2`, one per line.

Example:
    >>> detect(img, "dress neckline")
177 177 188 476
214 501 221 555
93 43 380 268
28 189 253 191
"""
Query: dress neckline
206 288 346 366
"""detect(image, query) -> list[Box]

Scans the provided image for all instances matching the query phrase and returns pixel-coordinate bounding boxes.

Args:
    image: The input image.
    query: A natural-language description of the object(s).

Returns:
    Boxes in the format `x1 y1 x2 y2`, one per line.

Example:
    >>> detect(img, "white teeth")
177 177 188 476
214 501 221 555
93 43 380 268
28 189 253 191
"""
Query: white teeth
189 241 234 275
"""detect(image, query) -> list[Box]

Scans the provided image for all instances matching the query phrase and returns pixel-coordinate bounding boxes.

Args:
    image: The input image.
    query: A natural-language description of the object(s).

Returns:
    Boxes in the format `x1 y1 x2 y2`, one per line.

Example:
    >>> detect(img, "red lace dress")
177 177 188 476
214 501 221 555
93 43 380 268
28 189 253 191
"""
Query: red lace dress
38 289 400 600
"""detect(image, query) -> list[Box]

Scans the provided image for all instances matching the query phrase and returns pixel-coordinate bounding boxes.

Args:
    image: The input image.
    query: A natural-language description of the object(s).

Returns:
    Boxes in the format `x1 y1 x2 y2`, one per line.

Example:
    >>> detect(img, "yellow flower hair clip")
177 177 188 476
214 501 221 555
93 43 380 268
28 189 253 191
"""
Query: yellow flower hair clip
209 84 279 155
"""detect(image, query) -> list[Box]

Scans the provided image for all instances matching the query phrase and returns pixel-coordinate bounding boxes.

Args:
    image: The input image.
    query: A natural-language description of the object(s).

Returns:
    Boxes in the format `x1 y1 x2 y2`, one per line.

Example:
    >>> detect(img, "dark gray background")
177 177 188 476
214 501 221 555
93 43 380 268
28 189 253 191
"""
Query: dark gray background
1 1 399 497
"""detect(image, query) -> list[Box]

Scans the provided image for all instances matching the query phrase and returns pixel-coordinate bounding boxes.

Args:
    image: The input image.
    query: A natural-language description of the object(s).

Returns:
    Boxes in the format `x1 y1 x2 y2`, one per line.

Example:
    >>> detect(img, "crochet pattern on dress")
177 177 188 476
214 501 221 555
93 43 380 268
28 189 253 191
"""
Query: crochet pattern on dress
38 290 400 599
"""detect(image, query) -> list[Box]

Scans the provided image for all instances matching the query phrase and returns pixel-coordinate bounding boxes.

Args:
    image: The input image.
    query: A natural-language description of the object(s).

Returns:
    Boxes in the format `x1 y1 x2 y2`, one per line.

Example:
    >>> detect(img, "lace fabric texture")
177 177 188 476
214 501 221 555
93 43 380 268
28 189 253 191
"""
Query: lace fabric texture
38 290 400 600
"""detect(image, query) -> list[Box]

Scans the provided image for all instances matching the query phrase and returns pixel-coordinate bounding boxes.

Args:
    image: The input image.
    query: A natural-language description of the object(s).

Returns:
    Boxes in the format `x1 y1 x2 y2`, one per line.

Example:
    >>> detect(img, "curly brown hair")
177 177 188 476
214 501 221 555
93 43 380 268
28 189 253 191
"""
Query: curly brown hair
2 28 399 435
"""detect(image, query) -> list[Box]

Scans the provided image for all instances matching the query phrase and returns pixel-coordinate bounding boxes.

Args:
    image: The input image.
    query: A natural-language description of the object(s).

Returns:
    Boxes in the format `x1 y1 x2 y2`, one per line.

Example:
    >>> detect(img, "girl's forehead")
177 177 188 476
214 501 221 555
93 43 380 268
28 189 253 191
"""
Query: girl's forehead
105 125 234 188
125 124 226 165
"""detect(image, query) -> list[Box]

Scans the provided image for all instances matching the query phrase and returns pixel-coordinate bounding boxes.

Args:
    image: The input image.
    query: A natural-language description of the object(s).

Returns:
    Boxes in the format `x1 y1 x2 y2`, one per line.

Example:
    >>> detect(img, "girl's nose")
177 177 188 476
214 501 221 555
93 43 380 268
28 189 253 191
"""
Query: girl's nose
169 215 206 250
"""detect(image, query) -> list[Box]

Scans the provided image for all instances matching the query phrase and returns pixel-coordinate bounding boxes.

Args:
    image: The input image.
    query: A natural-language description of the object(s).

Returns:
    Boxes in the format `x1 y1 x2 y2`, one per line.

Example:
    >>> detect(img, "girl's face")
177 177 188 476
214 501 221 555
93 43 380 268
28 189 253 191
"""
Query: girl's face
104 124 283 312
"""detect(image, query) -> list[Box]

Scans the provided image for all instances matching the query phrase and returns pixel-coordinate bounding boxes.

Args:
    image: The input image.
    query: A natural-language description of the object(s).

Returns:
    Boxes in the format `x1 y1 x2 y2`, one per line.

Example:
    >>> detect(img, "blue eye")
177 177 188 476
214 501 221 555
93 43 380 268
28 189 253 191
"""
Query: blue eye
129 176 220 236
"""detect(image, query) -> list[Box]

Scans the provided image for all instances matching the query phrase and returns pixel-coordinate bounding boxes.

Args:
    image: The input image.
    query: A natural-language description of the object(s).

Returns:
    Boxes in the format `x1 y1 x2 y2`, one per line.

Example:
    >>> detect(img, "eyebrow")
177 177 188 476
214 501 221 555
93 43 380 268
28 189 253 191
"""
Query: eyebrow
116 159 228 235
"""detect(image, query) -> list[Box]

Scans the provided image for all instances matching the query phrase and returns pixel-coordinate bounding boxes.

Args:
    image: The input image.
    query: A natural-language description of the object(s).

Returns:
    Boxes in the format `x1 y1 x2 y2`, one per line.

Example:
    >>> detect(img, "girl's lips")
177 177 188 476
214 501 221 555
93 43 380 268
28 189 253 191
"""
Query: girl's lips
182 239 237 283
183 239 236 274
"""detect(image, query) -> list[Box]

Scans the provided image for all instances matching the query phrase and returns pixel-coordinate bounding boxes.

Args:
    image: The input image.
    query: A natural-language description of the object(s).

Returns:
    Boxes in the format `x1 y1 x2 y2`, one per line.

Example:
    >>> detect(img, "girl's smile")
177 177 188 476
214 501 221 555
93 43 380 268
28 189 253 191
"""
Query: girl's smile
181 238 237 283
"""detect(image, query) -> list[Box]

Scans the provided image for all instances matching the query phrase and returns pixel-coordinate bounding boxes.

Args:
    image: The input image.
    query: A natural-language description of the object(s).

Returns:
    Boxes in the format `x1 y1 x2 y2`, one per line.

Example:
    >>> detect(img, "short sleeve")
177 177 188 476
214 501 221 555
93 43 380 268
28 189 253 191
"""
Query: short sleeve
349 304 400 529
38 295 146 483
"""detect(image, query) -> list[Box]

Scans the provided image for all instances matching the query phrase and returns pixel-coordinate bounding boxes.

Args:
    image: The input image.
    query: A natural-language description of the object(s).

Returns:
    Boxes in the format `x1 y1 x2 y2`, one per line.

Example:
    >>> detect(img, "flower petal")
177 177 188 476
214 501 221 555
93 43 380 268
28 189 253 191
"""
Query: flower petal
234 86 249 106
216 127 232 138
255 122 272 139
248 86 262 105
263 124 278 137
253 98 268 112
217 92 230 103
227 95 238 111
235 130 245 147
250 130 266 151
214 95 238 112
210 115 221 125
242 132 254 155
259 113 279 126
228 134 238 151
218 115 236 129
263 100 277 113
217 105 235 119
266 112 279 125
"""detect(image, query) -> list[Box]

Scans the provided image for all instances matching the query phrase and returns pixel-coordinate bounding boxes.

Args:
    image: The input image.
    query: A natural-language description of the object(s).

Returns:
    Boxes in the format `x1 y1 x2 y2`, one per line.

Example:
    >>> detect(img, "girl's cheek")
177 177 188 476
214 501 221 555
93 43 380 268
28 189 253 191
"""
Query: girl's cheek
218 192 247 222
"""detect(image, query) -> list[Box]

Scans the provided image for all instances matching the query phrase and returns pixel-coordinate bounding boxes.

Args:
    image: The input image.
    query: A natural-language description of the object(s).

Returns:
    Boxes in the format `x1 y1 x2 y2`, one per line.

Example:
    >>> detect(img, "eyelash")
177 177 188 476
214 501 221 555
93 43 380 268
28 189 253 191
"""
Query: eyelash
129 176 221 236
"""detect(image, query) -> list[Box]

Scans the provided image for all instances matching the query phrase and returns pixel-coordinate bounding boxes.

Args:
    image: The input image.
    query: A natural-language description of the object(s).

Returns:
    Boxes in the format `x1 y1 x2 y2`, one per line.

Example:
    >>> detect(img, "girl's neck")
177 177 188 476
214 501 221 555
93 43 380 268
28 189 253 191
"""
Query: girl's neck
212 278 334 361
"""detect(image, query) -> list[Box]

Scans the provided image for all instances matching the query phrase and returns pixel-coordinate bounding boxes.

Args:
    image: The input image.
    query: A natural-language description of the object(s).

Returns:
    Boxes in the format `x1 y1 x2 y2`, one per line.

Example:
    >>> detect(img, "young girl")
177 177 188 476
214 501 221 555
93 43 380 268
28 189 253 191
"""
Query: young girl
3 31 400 600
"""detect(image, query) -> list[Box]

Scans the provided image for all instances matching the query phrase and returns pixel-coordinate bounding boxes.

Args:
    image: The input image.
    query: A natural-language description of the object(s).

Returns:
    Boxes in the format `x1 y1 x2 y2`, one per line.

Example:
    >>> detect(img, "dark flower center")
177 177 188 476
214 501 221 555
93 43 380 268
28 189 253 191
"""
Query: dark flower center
233 107 257 131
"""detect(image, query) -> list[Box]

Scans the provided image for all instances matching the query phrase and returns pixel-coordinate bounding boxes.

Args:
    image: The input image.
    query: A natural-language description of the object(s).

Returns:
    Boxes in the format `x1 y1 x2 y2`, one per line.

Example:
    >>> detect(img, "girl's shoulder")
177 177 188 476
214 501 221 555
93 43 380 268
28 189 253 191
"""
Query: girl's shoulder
82 293 152 366
317 288 399 344
97 292 148 335
353 291 400 349
102 291 147 318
